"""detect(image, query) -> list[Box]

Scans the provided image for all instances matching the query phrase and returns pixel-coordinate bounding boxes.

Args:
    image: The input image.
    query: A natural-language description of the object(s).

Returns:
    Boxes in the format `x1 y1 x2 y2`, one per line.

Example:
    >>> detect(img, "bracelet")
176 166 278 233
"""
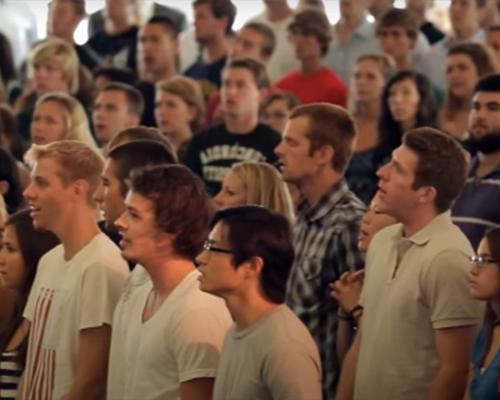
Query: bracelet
347 304 363 319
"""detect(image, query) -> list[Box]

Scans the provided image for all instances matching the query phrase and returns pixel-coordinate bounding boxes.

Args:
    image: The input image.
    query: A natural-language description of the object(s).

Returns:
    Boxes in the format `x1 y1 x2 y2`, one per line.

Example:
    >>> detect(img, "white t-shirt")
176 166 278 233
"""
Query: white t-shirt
22 233 129 400
213 305 322 400
107 269 232 400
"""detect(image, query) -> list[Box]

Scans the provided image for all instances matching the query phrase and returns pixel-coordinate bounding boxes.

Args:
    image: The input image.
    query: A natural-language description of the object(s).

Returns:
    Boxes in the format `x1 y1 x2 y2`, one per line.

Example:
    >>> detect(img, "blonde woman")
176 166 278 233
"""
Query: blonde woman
154 76 205 158
30 92 96 148
214 161 295 222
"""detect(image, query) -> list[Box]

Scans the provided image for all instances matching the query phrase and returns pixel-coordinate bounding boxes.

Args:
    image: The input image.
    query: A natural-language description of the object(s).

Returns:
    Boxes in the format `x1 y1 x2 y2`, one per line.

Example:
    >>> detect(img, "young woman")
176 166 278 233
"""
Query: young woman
345 54 395 205
260 91 300 134
0 210 59 399
213 161 295 222
440 43 497 139
375 70 438 168
30 92 96 147
468 227 500 399
154 76 205 158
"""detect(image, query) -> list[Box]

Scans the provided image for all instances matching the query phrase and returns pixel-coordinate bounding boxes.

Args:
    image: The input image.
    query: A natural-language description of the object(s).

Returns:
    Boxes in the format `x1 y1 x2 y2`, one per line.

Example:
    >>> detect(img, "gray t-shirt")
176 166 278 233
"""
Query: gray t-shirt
213 305 322 400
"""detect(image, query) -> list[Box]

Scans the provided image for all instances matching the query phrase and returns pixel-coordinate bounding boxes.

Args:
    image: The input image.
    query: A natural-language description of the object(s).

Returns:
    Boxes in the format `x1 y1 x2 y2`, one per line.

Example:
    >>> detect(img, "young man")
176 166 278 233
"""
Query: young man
136 15 180 126
47 0 103 71
99 137 177 232
275 9 347 106
107 164 232 399
325 0 380 84
196 205 322 399
93 82 144 148
416 0 486 90
376 8 420 70
337 128 484 399
183 57 281 195
452 74 500 248
21 140 129 399
274 103 365 396
184 0 236 100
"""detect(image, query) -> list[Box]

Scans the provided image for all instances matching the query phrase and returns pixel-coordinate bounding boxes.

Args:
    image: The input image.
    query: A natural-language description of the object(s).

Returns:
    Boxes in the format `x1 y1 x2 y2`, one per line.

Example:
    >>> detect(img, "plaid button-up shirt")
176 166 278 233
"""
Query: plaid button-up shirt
287 180 365 397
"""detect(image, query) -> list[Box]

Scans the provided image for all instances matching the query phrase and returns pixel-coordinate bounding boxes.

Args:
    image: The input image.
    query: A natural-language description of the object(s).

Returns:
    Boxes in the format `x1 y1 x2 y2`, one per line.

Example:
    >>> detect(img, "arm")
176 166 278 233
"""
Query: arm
180 378 214 400
425 325 476 400
335 319 362 400
15 319 31 400
65 325 112 400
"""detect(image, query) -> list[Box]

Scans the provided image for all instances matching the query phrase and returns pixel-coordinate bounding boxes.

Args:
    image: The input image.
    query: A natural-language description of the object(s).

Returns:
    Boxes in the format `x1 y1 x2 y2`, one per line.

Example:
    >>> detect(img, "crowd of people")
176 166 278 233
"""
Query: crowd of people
0 0 500 399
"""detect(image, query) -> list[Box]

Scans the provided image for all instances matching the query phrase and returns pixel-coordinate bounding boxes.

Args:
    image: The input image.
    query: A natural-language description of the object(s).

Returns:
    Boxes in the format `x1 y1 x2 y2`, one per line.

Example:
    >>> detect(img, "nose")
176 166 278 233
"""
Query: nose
23 182 35 201
376 163 388 179
93 183 104 206
212 191 224 209
274 141 284 156
114 211 127 231
194 248 210 268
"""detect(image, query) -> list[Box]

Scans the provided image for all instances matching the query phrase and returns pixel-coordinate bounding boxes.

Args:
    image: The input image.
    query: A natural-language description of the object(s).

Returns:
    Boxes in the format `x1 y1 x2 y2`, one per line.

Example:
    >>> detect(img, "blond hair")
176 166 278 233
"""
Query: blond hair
231 161 295 222
25 140 104 204
35 92 97 148
156 76 205 132
28 38 80 94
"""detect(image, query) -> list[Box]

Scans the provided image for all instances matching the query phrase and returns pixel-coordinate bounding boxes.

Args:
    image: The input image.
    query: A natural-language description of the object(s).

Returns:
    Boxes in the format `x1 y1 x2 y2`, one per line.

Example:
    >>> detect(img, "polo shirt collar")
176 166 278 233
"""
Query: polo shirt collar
397 211 453 246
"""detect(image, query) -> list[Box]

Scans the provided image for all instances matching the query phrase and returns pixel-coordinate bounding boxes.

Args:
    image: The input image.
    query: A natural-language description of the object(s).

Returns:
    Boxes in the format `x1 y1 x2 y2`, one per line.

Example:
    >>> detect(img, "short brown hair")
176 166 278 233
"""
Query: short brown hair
101 82 145 118
404 127 467 213
224 57 270 88
376 8 419 41
193 0 236 35
156 76 205 132
49 0 85 16
25 140 104 205
242 22 276 58
289 103 357 172
128 165 212 259
288 9 332 56
107 126 176 157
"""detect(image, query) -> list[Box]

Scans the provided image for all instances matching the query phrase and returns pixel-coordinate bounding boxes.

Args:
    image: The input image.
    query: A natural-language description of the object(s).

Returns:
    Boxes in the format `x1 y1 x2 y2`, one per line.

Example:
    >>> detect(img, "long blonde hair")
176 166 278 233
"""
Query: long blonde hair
231 161 295 222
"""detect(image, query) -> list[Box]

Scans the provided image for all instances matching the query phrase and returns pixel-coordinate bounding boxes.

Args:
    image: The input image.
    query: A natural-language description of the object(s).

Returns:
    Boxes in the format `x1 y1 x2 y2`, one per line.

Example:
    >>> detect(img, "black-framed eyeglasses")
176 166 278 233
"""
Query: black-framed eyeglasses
203 240 234 255
469 255 497 267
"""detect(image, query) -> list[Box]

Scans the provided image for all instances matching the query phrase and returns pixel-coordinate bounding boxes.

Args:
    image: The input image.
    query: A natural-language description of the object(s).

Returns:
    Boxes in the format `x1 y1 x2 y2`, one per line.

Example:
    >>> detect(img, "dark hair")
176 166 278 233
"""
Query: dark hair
403 127 467 213
0 148 24 214
376 70 437 166
93 65 138 85
474 73 500 94
376 7 419 41
224 57 270 88
50 0 86 16
288 9 332 56
193 0 236 35
260 90 301 117
108 140 177 196
0 32 17 85
289 103 357 172
242 22 276 58
147 15 179 37
100 82 145 118
0 209 59 366
210 205 294 303
129 165 212 259
0 104 26 161
479 227 500 367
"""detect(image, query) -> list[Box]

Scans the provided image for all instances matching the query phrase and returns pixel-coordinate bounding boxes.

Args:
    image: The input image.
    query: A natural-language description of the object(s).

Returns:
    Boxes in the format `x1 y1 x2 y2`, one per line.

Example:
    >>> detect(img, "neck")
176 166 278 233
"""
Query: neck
298 169 342 206
454 25 478 41
478 150 500 172
224 290 279 331
400 118 416 133
143 63 177 83
355 100 380 119
166 127 192 153
395 55 411 70
57 210 101 260
266 2 293 21
339 13 364 32
205 36 227 63
401 208 439 237
144 256 195 297
300 58 322 75
105 18 133 35
225 112 259 133
52 32 75 45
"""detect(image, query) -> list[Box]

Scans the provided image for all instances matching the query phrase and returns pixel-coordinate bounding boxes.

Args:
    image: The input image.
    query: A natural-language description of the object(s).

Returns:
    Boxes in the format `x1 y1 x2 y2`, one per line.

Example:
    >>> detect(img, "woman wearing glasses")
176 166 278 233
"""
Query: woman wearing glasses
468 227 500 399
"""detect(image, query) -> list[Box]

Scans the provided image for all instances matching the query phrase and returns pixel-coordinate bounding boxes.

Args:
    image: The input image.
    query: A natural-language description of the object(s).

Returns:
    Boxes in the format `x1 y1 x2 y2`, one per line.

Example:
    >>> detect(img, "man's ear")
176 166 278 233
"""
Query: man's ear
312 144 335 167
0 180 10 196
241 256 264 279
417 185 437 206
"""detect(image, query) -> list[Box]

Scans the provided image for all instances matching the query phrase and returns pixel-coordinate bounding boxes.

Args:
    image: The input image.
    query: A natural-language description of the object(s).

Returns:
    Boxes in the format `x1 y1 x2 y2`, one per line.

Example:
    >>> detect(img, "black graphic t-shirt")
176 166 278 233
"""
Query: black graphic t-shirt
183 123 281 195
